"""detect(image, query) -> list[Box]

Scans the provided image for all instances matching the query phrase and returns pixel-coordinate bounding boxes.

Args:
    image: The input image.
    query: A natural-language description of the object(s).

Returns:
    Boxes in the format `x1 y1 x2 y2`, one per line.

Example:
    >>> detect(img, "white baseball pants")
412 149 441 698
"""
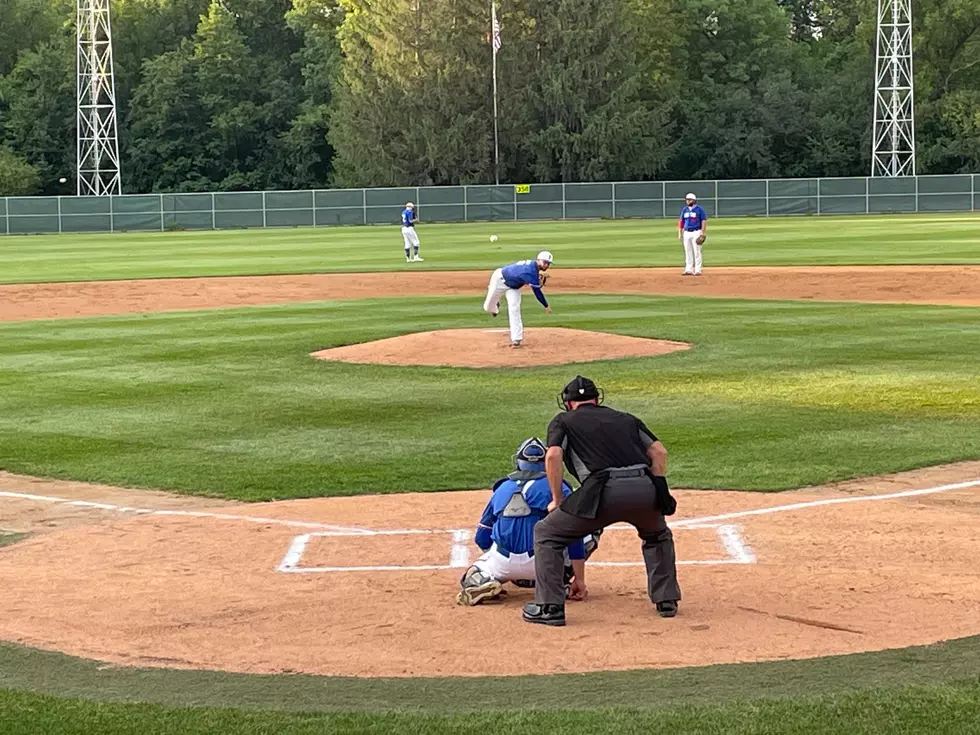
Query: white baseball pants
401 226 420 250
682 230 703 274
483 268 523 343
472 544 537 582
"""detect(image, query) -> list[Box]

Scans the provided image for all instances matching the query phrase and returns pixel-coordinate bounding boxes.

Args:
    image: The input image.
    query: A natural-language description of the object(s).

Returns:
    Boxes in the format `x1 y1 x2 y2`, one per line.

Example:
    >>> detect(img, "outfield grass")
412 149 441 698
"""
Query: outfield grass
0 295 977 498
0 213 979 283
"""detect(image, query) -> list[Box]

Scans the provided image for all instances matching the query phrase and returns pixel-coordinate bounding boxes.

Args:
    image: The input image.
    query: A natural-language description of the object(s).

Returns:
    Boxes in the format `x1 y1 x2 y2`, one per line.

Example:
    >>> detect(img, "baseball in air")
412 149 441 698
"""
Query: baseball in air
59 177 67 183
490 235 499 243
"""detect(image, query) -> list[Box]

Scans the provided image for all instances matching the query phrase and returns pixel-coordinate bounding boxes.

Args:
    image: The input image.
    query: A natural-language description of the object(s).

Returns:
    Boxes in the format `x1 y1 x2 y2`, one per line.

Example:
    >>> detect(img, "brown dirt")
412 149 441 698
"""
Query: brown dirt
1 265 979 322
0 464 978 678
311 328 690 368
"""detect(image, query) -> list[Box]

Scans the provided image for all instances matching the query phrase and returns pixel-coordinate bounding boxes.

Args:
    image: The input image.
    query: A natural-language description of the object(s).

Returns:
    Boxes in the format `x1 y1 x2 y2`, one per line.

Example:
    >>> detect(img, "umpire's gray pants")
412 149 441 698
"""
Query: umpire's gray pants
533 476 681 606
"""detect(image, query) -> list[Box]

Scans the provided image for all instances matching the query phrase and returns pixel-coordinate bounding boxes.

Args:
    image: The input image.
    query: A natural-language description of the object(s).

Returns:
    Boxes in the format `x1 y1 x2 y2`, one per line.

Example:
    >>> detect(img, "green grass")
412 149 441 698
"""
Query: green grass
1 213 979 283
0 531 27 548
4 636 980 714
0 295 978 498
2 680 980 734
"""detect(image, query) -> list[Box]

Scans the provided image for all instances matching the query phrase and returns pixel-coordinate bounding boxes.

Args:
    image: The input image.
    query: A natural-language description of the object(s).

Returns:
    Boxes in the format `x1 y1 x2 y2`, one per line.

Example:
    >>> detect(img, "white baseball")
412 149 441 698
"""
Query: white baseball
489 235 498 243
59 177 67 184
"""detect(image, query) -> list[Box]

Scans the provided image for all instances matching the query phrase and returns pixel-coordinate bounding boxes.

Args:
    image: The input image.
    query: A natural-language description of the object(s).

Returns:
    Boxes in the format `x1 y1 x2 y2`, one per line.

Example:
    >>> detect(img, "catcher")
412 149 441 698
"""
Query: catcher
678 192 707 276
456 437 598 606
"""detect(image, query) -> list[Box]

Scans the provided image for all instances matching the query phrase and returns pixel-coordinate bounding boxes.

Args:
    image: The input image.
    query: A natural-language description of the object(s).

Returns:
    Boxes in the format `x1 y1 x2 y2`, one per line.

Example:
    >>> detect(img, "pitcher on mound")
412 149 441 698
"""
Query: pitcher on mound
483 251 553 348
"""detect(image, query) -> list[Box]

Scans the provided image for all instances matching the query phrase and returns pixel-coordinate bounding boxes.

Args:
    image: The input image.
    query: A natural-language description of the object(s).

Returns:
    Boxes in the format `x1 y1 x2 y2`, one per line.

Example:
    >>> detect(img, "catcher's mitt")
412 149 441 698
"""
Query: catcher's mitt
696 233 706 246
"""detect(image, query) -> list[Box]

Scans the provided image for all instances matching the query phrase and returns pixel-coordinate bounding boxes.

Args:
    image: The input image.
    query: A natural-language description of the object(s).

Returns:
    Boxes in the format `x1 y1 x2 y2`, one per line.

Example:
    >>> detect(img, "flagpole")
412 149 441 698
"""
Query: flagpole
491 1 500 185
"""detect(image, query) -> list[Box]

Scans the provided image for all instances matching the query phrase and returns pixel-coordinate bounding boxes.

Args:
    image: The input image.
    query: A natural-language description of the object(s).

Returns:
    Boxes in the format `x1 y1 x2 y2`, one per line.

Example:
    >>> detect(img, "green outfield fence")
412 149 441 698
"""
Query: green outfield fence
1 175 977 235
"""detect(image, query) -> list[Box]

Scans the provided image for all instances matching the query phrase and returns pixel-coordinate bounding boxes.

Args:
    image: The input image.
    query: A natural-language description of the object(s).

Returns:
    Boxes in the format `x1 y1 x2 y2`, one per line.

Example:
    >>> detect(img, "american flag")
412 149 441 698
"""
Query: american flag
491 2 501 53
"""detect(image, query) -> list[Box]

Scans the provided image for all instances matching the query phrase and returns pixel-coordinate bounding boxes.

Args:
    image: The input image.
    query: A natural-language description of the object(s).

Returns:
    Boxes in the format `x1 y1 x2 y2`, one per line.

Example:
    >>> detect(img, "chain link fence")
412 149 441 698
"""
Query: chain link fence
2 175 976 235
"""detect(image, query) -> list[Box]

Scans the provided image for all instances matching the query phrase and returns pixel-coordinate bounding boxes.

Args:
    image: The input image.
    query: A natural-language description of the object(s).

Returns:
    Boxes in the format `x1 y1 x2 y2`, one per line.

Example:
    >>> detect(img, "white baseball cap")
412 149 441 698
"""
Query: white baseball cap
406 202 414 208
537 251 554 263
685 192 697 201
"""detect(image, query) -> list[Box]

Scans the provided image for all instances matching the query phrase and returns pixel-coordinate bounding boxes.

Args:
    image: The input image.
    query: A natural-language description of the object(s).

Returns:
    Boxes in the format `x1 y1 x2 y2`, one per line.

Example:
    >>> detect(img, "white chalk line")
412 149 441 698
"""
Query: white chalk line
0 490 371 535
668 478 980 529
276 524 752 573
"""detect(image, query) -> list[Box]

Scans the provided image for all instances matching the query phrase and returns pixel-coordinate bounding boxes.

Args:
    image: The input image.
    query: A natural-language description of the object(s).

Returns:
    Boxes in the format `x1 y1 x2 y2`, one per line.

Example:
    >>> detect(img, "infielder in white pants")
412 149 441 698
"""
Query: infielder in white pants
400 202 423 262
678 192 707 275
457 438 596 606
482 251 553 347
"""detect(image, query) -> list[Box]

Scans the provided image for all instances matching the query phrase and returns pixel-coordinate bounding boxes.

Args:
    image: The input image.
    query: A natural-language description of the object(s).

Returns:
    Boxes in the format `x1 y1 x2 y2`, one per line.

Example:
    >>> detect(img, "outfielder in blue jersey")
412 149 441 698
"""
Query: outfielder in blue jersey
400 202 423 262
482 251 554 348
678 192 707 275
457 437 596 606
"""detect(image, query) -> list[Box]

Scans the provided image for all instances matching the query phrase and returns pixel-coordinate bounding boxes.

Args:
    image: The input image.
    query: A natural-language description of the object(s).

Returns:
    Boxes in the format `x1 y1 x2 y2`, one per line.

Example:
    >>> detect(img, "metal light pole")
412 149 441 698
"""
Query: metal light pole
76 0 122 195
871 0 915 177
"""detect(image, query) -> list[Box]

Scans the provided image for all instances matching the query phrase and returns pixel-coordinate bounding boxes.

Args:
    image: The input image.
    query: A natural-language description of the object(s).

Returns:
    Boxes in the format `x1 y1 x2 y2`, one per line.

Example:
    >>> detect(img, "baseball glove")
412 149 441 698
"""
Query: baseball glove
696 233 706 246
539 272 550 286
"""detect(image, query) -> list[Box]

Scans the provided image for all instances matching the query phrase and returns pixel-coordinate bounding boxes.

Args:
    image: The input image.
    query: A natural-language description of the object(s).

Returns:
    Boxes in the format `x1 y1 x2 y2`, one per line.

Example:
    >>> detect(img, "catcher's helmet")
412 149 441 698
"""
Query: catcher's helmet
514 437 547 471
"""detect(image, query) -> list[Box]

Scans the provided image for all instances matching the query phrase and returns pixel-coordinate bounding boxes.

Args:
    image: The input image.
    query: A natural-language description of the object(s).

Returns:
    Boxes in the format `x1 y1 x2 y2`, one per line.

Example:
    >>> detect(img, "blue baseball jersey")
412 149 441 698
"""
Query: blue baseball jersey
474 477 586 560
500 260 549 308
401 208 416 227
680 204 707 231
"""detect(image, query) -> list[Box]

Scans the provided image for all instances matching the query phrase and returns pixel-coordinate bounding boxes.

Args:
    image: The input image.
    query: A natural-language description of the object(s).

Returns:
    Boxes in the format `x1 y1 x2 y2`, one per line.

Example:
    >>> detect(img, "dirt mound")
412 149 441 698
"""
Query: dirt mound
310 328 690 368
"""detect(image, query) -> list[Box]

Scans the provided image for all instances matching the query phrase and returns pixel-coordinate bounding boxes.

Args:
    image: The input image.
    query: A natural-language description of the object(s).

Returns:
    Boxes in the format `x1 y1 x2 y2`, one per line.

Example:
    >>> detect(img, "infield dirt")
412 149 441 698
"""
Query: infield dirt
0 463 979 678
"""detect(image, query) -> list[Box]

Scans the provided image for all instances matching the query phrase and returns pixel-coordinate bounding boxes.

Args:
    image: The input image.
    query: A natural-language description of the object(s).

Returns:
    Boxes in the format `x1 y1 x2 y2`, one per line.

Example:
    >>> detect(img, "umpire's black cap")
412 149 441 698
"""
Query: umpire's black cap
561 375 601 403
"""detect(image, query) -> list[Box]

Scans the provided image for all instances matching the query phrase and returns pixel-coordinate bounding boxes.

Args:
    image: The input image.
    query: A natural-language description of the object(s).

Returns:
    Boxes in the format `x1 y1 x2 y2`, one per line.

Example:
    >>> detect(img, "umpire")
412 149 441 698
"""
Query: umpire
522 376 681 627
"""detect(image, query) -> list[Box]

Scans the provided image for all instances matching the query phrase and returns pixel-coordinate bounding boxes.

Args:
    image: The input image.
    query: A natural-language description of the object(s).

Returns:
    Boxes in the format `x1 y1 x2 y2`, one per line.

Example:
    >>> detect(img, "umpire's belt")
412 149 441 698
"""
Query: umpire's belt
606 467 648 480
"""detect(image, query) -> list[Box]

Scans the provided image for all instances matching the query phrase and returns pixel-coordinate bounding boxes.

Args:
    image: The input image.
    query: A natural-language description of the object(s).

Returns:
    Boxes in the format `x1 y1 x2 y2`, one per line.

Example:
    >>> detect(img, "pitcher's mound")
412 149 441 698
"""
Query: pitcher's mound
311 328 690 368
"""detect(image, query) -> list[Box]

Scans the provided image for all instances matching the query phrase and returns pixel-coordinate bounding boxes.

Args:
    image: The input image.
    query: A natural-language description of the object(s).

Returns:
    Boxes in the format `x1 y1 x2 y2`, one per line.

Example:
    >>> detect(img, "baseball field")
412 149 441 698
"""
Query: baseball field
1 213 979 733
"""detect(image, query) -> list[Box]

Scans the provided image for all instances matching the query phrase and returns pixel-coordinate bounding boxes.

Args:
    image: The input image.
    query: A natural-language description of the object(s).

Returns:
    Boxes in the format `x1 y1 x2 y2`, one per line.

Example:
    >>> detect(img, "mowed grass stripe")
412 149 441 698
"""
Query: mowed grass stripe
0 295 977 498
1 214 979 283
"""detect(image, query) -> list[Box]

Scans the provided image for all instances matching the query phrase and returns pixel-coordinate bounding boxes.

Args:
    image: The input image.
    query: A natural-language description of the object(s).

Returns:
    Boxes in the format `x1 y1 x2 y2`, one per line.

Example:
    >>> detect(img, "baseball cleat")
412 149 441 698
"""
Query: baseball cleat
656 600 678 618
682 271 693 276
456 579 503 606
522 603 566 626
413 255 424 262
511 340 522 348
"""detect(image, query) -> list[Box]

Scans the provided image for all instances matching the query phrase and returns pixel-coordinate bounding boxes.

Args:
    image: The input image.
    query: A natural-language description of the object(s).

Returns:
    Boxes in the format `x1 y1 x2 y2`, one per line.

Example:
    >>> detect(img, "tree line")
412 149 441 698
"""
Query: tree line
0 0 977 196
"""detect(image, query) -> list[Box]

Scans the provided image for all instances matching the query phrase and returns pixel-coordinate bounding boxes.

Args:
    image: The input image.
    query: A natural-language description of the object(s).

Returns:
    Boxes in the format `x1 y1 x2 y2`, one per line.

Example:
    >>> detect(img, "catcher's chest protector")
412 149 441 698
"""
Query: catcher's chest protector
501 481 535 517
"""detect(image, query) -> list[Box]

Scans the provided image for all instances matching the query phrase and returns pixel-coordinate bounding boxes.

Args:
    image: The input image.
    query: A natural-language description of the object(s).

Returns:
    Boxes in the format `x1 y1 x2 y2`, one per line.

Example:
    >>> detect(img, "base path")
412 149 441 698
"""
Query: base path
2 266 978 322
0 464 978 678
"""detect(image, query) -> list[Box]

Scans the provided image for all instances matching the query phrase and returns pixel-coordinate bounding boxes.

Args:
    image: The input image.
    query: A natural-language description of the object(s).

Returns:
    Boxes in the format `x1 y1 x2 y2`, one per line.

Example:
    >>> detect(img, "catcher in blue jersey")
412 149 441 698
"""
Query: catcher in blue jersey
456 437 599 606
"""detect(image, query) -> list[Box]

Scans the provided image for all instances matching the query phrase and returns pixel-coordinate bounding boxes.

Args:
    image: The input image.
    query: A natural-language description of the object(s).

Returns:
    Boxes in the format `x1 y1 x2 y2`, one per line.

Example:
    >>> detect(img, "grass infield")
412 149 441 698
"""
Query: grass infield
0 295 978 498
0 213 978 284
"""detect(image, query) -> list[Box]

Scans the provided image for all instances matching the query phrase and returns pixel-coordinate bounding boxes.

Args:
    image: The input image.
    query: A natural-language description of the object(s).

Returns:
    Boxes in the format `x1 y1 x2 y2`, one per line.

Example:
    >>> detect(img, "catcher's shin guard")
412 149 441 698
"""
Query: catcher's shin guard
456 565 503 606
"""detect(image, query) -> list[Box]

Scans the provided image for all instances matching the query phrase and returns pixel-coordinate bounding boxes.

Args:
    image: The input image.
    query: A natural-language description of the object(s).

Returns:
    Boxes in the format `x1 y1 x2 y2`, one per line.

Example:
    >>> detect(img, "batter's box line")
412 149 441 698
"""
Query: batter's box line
276 524 755 574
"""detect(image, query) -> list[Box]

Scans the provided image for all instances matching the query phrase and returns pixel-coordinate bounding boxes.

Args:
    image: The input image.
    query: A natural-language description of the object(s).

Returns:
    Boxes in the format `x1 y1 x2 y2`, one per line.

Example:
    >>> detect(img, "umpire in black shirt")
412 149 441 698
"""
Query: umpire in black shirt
522 376 681 626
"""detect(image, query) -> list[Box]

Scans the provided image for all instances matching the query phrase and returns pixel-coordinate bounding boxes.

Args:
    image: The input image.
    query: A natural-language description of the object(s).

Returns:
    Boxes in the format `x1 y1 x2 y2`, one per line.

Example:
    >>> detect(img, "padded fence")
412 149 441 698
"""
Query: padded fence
2 175 976 235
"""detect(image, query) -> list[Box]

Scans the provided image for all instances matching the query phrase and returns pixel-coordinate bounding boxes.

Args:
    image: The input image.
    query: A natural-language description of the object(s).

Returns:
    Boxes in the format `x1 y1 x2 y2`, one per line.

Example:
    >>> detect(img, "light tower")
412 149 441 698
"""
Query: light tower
76 0 122 195
871 0 915 177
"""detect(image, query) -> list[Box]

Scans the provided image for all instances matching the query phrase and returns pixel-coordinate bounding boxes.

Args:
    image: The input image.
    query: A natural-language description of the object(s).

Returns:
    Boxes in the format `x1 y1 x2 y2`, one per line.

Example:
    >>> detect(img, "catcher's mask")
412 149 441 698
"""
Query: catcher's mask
514 437 547 471
557 375 603 410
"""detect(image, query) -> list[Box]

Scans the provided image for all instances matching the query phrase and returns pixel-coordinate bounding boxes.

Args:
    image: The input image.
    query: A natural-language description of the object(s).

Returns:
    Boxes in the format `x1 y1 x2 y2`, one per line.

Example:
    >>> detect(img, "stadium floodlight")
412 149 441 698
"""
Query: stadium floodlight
871 0 915 177
76 0 122 195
